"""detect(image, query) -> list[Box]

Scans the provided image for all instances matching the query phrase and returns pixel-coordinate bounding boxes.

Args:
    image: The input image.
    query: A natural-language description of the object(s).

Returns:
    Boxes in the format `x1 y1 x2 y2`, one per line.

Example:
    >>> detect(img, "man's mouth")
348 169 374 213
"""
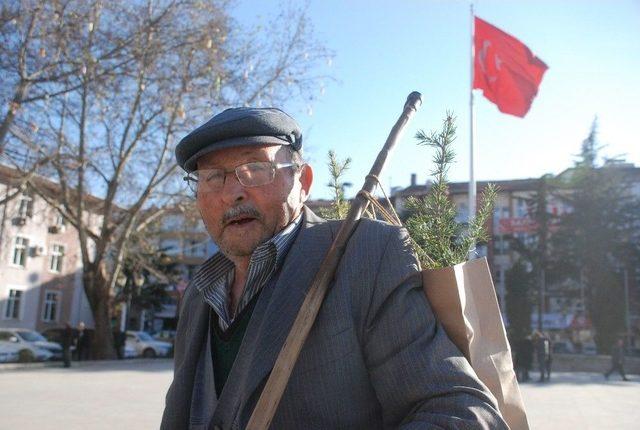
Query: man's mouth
222 205 262 228
226 216 257 227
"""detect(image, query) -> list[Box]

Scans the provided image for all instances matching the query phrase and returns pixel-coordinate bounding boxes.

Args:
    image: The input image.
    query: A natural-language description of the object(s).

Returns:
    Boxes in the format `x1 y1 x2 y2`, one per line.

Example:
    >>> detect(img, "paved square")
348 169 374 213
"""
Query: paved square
0 360 638 429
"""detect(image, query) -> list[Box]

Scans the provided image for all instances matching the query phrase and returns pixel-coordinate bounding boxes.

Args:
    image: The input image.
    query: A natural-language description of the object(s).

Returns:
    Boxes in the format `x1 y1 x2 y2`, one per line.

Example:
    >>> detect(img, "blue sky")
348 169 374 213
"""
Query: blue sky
234 0 640 200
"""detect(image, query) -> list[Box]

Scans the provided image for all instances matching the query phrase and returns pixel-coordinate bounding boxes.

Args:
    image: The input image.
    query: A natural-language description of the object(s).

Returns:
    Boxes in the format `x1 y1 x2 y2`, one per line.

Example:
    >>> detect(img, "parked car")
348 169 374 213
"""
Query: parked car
153 330 176 346
0 330 54 362
123 344 137 359
552 340 575 354
582 343 598 355
0 342 20 363
126 331 172 358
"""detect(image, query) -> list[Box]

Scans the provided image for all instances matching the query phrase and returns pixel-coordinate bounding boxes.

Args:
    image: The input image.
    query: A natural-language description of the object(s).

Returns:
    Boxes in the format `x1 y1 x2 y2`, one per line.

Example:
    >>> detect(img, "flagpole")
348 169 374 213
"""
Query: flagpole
469 3 477 234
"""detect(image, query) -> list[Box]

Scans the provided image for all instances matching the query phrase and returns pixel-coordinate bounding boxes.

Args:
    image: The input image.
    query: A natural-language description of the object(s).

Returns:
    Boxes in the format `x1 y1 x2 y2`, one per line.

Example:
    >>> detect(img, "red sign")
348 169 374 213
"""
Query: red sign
497 217 538 234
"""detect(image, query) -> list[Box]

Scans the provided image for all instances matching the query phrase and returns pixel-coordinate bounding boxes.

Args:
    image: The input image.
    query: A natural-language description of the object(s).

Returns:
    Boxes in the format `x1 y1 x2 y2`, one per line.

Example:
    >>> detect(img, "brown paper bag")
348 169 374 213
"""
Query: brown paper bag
422 257 529 430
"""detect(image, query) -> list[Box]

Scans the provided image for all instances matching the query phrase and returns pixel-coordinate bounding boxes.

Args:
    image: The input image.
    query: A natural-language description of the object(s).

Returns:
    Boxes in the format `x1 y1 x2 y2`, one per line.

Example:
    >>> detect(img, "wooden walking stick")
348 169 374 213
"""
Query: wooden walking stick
246 91 423 430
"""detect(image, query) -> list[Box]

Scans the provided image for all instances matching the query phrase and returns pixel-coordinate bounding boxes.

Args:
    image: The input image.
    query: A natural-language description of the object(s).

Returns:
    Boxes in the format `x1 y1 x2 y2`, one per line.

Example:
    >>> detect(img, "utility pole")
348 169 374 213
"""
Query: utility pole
624 267 630 347
538 268 545 331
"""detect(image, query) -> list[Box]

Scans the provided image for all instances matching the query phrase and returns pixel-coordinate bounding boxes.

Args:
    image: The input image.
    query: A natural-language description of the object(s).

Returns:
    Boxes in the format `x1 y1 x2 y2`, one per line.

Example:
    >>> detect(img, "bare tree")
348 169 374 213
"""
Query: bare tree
2 0 332 358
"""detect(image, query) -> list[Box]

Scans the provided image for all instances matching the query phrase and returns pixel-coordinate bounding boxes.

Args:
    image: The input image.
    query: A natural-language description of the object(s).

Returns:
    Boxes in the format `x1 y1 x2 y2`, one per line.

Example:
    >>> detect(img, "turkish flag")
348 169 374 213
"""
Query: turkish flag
473 17 548 117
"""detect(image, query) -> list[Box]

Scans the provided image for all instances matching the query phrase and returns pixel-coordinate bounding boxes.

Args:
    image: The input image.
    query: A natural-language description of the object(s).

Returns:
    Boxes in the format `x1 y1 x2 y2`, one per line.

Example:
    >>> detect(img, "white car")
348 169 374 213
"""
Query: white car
0 342 20 363
126 331 172 358
0 328 62 360
0 331 53 362
124 344 137 359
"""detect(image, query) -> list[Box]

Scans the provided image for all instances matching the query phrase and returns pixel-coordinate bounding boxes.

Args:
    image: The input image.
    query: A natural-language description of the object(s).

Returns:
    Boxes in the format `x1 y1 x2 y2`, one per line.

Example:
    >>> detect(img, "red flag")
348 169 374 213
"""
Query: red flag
473 16 548 117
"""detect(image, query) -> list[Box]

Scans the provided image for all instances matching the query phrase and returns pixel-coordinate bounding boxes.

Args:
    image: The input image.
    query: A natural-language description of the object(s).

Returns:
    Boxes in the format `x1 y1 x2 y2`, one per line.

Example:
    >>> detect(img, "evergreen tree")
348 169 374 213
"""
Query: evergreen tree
505 259 535 340
507 174 555 332
550 120 640 353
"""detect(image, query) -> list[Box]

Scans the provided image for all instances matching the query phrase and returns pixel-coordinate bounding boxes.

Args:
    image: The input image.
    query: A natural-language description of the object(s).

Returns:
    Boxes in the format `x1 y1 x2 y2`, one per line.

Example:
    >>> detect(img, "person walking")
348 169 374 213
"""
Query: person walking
514 336 533 382
76 321 90 361
534 331 552 382
520 335 534 382
61 322 73 368
604 339 629 381
113 327 126 360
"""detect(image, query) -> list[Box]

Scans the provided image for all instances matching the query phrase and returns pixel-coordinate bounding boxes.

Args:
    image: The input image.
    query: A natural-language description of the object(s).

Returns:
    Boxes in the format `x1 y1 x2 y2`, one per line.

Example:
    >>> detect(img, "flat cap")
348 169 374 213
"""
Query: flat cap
176 107 302 172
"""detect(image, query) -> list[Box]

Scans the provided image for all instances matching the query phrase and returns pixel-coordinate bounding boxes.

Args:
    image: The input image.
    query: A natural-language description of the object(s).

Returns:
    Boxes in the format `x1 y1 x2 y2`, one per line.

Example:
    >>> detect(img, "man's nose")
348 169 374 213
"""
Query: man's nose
220 171 247 204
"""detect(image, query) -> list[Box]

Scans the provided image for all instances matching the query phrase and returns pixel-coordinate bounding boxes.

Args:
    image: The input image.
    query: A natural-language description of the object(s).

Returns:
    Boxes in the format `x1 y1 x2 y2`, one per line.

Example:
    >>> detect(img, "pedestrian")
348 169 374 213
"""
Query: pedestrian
514 336 533 382
604 338 629 381
62 322 73 368
534 331 552 382
161 107 507 429
76 321 90 361
113 327 126 360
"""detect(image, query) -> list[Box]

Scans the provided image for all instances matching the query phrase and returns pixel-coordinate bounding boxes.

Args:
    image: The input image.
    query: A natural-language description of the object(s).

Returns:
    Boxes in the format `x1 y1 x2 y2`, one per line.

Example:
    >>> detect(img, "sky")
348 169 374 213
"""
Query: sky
233 0 640 200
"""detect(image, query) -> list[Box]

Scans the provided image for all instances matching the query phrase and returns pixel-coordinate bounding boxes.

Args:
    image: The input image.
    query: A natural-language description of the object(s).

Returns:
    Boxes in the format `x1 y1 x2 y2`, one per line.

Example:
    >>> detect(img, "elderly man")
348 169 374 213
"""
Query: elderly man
161 107 507 430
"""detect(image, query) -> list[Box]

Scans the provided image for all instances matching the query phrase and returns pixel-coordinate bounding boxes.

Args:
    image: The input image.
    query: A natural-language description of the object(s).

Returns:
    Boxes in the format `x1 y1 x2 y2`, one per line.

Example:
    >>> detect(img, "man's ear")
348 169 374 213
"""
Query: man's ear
298 163 313 202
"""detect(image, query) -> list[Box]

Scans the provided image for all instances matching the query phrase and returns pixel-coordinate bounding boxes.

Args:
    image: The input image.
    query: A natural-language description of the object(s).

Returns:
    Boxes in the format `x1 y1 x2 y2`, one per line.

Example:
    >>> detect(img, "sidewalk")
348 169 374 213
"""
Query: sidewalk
0 359 173 430
0 357 161 372
520 372 639 429
0 362 638 429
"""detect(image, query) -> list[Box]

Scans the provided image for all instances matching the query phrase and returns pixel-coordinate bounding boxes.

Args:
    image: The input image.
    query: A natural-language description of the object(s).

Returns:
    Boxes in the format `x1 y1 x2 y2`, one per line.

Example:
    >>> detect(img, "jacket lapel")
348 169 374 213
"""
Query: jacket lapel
213 207 335 426
165 286 218 428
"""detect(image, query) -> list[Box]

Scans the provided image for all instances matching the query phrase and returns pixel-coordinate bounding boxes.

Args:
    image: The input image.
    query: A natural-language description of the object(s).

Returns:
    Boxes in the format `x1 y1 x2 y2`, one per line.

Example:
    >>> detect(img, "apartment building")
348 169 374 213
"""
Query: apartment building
0 165 94 332
135 204 218 333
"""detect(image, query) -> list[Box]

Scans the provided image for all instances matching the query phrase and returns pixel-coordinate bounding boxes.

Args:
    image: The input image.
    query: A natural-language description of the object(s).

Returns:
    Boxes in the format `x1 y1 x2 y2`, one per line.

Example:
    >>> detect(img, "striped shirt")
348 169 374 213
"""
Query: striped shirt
193 214 303 331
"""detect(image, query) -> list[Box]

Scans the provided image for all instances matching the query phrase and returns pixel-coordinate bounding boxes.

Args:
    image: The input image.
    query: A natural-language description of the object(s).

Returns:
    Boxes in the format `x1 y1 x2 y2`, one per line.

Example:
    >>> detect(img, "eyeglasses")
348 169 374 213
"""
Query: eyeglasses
184 161 298 194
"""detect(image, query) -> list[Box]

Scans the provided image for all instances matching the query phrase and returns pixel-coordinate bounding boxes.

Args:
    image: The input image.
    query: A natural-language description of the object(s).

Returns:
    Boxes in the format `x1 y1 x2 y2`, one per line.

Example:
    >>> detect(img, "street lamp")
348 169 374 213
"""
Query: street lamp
116 273 128 332
117 268 145 332
132 271 145 331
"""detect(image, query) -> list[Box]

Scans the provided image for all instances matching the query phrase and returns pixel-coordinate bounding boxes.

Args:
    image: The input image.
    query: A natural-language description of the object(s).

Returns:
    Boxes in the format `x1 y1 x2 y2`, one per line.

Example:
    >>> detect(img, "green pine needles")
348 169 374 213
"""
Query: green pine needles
404 112 497 269
317 150 352 220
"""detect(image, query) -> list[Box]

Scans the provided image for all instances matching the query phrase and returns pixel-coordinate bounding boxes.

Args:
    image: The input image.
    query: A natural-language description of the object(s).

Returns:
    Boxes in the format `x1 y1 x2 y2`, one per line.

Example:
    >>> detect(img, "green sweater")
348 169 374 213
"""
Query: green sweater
211 295 260 397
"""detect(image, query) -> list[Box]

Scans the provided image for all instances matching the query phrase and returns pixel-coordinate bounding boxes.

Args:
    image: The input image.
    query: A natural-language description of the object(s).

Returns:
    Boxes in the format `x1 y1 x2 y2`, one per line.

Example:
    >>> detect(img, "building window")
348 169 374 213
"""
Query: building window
55 213 66 227
49 244 65 273
515 198 529 218
494 269 503 285
455 203 469 224
17 195 33 218
159 239 181 255
187 239 206 257
162 215 182 231
4 289 23 320
42 291 61 322
12 236 29 266
494 237 510 255
475 244 488 258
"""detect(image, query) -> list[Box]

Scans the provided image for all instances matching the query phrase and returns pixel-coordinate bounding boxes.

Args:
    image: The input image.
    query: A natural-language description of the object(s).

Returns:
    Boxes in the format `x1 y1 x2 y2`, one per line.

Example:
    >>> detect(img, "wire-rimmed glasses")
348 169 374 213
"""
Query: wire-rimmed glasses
183 161 297 194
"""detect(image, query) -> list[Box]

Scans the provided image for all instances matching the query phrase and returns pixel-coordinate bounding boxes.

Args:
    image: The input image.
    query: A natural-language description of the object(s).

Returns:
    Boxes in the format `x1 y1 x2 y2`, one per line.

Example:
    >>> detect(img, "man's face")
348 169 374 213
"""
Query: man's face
196 144 313 259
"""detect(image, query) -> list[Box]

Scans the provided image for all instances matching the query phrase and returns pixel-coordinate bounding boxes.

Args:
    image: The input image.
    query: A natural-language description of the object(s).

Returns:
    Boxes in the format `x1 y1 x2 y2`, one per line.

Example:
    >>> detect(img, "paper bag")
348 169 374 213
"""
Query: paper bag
422 257 529 430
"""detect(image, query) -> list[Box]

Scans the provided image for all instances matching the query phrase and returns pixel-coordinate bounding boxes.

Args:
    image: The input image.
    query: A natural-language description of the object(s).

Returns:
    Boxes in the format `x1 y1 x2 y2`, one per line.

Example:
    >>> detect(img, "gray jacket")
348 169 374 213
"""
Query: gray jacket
161 208 507 429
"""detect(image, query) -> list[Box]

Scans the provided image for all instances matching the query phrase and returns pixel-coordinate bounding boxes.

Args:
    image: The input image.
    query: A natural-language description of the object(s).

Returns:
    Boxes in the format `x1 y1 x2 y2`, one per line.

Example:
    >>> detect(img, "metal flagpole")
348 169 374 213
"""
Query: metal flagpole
469 3 478 247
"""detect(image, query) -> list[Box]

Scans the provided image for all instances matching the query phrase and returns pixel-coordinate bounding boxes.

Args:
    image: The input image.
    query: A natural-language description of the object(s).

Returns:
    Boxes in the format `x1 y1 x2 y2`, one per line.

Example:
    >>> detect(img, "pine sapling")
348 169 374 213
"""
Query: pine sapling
317 150 352 220
405 112 497 269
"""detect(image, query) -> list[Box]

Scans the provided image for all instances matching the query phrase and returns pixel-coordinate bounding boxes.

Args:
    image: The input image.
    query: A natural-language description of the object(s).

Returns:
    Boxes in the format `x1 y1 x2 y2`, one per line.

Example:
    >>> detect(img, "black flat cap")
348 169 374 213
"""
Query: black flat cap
176 107 302 172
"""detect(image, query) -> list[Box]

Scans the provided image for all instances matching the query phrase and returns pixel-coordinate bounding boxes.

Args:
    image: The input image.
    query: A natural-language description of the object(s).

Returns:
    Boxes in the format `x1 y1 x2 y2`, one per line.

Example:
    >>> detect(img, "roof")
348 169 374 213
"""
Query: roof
0 163 113 212
392 177 543 198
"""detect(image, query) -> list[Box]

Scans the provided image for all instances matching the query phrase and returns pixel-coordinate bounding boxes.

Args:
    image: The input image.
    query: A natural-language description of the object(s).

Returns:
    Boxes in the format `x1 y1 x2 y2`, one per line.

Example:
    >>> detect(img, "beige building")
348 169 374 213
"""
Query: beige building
0 165 94 332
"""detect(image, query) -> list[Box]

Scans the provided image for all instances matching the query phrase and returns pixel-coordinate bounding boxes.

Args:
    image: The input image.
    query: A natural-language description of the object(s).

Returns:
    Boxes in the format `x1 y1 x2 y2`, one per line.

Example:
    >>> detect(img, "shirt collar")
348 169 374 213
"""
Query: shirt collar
194 212 303 293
